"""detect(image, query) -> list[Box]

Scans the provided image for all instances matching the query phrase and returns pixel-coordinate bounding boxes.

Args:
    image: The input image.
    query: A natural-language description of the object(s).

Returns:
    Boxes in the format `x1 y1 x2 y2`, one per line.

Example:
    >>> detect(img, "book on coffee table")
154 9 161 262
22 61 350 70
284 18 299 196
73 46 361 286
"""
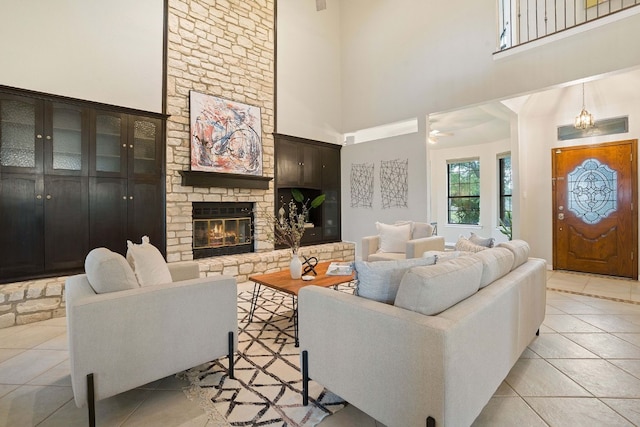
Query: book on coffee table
326 262 354 276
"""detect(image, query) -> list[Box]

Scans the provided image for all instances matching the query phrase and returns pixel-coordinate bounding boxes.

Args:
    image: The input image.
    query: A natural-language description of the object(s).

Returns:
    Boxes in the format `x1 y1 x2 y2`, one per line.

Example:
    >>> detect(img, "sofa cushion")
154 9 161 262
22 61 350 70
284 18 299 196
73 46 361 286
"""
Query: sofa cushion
376 222 412 253
126 236 173 286
394 256 483 315
423 250 474 264
368 252 407 262
85 248 139 294
472 247 515 288
469 232 495 248
454 236 487 253
355 255 437 304
497 240 530 270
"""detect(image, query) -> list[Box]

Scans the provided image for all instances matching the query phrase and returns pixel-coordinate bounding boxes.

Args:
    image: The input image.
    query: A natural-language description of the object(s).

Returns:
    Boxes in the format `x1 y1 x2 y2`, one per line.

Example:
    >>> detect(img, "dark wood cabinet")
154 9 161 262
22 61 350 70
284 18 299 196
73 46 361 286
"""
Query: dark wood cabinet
43 175 89 272
0 172 44 278
0 87 165 282
274 134 341 248
276 137 322 189
89 113 165 254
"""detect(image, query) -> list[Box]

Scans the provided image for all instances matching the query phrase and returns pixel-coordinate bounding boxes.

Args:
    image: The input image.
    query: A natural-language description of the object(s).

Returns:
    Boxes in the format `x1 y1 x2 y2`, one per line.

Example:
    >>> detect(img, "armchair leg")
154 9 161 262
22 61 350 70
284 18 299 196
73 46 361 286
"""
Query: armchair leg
427 416 436 427
536 328 540 336
228 331 235 379
302 350 309 406
87 373 96 427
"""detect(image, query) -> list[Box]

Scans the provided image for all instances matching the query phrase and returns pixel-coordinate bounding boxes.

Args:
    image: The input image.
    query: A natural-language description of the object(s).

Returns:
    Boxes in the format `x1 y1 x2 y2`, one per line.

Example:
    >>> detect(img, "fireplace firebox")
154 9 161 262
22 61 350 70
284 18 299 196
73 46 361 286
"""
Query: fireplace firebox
192 202 254 259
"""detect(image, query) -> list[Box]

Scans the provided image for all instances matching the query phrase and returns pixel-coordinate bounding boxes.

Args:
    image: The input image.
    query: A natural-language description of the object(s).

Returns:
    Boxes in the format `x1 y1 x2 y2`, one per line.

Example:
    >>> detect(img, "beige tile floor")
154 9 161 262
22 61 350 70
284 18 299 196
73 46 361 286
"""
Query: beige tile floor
0 272 639 426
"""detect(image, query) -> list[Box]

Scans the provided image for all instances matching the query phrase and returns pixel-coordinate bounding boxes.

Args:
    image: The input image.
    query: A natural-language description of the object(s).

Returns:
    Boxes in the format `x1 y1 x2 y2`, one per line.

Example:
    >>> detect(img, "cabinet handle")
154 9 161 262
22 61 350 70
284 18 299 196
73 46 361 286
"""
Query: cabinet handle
122 144 127 148
36 194 42 200
129 196 133 200
36 134 42 139
46 194 52 200
46 135 52 140
129 144 133 148
122 196 127 200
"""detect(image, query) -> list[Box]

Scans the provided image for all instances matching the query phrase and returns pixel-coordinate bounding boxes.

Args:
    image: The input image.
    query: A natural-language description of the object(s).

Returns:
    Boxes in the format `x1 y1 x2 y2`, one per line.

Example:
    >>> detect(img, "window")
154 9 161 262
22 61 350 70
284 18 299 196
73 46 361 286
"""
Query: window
499 154 512 225
448 160 480 224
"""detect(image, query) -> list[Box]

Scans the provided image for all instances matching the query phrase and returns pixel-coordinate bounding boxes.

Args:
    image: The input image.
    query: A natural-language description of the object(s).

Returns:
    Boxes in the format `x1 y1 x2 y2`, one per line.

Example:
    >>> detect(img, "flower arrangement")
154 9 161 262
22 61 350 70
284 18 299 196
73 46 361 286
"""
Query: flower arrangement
264 189 325 254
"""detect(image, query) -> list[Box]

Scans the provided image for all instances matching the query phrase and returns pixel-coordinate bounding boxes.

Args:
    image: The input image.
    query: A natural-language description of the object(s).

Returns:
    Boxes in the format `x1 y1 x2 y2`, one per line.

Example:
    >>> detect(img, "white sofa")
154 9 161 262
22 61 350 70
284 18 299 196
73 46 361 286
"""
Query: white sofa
362 221 445 262
299 241 546 427
66 260 238 425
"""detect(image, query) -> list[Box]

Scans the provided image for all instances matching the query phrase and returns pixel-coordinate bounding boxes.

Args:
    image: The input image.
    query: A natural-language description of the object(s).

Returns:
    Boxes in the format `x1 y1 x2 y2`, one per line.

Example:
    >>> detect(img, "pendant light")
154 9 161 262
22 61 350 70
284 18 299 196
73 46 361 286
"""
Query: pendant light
574 83 595 130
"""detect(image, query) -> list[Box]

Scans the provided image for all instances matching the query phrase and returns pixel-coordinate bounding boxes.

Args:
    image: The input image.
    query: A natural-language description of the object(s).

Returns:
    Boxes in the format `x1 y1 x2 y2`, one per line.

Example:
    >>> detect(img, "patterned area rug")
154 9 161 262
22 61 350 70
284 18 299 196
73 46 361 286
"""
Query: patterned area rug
181 286 349 426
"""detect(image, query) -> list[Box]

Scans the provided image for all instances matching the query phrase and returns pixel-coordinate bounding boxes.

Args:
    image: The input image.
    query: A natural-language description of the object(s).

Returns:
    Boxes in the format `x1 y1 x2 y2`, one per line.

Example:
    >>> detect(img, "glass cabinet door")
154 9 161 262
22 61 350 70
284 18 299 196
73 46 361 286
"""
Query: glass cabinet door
51 103 84 172
131 117 160 176
95 113 124 175
0 96 42 173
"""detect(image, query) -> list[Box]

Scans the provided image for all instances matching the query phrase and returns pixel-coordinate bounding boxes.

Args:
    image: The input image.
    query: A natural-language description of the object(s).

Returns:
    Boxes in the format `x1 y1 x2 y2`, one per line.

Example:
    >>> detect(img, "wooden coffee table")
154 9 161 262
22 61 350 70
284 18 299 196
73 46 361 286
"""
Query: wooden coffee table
248 261 355 346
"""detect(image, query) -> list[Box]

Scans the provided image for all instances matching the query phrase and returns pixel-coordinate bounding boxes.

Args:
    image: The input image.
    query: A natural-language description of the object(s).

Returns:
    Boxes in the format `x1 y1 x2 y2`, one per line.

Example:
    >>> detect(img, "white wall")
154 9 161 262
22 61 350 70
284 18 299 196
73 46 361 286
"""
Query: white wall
340 130 428 257
338 0 640 132
0 0 163 112
430 139 512 247
276 0 342 144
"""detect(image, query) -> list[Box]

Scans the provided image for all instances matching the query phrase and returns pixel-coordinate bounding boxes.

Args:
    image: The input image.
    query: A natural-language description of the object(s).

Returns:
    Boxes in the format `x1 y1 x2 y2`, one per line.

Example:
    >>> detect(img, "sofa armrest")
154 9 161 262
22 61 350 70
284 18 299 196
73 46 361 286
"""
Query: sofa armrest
167 261 200 281
361 235 380 261
66 274 237 408
299 286 451 426
406 236 445 258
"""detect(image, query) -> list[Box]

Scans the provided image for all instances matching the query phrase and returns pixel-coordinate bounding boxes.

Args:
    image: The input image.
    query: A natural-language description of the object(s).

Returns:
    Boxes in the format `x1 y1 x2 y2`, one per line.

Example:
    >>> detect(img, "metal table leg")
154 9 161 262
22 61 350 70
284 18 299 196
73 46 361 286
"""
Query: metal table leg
293 294 299 347
248 282 261 322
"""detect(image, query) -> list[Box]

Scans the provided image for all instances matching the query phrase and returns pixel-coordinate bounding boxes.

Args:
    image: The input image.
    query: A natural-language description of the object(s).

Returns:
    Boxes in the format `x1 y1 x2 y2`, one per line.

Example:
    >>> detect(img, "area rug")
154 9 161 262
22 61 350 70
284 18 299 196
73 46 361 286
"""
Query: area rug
181 286 350 426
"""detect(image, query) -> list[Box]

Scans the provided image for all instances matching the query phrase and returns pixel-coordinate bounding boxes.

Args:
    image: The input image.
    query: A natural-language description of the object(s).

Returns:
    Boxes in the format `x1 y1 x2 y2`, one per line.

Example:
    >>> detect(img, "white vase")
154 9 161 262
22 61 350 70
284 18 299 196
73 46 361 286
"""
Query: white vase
290 253 302 279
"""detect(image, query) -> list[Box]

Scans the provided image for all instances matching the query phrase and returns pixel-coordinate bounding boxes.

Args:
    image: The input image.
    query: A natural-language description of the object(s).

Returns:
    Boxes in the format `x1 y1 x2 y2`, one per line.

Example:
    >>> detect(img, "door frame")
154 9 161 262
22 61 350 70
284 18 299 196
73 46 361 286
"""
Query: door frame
551 139 638 279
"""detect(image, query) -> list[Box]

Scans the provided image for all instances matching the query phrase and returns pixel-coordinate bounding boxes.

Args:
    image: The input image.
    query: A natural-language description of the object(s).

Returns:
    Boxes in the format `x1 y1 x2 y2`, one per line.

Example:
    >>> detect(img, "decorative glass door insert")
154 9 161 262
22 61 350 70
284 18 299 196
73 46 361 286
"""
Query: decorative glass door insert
567 158 617 225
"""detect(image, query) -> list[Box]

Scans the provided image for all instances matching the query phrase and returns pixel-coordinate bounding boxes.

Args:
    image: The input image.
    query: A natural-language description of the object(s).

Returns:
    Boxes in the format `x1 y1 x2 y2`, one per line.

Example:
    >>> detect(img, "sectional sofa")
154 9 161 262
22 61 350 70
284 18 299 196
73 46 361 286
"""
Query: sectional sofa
298 240 546 427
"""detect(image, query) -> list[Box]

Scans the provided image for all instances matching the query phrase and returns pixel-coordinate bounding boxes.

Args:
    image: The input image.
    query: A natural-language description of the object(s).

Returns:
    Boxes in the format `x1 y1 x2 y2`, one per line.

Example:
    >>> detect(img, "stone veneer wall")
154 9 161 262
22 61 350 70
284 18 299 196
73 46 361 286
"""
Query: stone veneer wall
165 0 276 261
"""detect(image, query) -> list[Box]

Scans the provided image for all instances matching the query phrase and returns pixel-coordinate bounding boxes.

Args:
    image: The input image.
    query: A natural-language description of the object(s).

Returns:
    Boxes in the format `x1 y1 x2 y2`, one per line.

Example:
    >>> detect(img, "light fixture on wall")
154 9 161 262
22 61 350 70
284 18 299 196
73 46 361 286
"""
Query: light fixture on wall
574 83 595 130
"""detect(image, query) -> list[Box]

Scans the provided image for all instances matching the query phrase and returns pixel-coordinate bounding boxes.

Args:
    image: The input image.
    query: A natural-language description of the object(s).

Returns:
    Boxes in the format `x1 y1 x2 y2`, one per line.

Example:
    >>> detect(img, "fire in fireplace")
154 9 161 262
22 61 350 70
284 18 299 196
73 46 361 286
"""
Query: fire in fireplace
192 202 254 259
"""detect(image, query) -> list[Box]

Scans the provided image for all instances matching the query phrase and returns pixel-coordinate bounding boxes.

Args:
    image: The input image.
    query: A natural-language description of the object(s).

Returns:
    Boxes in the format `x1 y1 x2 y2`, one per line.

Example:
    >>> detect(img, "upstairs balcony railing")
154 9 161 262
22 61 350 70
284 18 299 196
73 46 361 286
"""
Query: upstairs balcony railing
497 0 640 51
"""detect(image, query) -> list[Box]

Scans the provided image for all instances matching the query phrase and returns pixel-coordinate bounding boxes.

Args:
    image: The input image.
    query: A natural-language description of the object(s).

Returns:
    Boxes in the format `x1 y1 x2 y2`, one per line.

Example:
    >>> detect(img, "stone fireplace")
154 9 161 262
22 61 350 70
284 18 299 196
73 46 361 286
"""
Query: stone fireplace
192 202 254 259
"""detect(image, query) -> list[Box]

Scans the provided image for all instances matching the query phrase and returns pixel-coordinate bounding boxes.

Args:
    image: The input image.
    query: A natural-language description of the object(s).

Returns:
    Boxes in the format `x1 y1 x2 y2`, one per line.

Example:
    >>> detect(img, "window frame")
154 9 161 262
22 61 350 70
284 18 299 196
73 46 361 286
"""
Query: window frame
498 153 512 225
447 158 481 225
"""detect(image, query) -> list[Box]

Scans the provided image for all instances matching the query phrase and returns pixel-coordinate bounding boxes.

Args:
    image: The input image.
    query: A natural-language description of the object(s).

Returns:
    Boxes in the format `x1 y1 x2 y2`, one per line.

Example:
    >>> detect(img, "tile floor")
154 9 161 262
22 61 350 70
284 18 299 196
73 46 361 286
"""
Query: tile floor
0 272 639 426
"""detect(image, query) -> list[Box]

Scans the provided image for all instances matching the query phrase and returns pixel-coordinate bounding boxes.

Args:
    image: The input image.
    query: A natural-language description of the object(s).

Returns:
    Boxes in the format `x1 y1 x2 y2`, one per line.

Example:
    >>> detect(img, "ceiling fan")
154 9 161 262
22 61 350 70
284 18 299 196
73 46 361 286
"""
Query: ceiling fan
316 0 327 11
428 129 454 144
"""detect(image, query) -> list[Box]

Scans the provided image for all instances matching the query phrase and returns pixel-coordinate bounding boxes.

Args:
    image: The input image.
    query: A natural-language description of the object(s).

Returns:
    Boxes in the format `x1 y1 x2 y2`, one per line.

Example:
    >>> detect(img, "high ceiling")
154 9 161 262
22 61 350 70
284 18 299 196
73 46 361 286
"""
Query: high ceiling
427 67 640 149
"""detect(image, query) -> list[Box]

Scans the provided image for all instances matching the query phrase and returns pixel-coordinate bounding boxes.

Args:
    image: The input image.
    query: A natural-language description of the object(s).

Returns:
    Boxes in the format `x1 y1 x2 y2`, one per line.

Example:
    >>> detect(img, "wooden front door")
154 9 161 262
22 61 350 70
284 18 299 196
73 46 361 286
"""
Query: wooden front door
552 140 638 279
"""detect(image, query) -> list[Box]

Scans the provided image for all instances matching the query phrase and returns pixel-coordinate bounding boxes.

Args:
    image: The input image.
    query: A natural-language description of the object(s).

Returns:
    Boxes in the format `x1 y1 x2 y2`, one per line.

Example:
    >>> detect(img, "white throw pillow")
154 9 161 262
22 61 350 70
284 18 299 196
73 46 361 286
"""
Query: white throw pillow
84 248 139 294
469 232 495 248
394 256 483 316
497 240 530 270
376 222 412 253
472 247 515 288
454 236 487 253
126 236 172 286
355 255 437 304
